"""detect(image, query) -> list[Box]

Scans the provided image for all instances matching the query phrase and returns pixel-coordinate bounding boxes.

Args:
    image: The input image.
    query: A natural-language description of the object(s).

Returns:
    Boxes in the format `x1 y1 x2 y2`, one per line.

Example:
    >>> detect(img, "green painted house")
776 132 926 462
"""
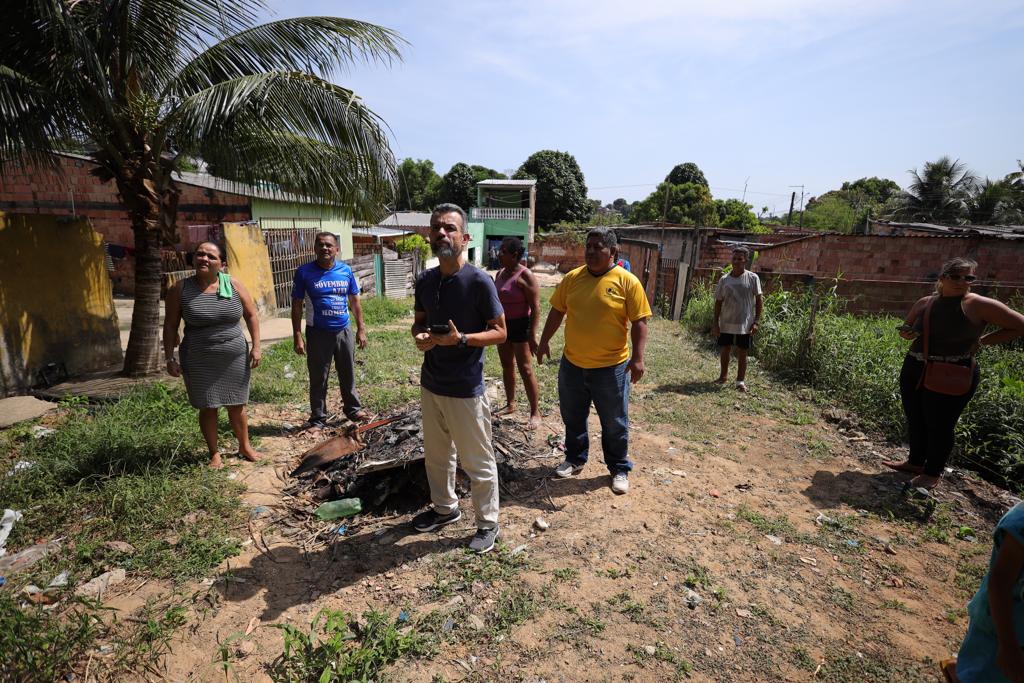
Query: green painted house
471 179 537 266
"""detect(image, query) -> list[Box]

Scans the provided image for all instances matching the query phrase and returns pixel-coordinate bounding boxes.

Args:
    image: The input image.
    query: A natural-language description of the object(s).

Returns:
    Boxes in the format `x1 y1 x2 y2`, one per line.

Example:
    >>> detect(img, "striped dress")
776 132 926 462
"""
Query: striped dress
178 277 250 408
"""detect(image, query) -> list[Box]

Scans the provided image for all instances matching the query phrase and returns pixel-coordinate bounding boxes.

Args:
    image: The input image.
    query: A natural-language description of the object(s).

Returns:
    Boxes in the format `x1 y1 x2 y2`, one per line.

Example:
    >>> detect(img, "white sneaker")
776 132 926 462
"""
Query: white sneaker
735 381 748 393
554 460 584 478
611 473 629 494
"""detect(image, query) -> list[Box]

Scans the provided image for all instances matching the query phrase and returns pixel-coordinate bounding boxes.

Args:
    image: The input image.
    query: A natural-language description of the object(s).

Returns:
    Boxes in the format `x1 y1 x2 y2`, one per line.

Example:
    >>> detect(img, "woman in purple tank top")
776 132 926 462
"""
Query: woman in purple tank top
494 236 542 428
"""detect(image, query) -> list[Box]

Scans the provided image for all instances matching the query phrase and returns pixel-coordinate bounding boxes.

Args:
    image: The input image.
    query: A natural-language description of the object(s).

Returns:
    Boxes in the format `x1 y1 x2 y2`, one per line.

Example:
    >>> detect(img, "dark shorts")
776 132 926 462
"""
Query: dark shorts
506 317 531 344
717 333 751 350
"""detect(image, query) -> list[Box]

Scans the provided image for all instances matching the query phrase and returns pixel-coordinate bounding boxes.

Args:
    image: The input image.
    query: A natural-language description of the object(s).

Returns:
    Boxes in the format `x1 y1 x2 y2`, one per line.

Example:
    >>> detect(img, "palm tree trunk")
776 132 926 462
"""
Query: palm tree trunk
122 217 163 376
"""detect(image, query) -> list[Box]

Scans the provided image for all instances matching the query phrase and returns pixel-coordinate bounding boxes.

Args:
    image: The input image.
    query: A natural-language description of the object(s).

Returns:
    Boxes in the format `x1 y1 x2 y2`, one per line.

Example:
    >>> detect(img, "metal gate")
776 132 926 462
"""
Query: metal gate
260 217 323 309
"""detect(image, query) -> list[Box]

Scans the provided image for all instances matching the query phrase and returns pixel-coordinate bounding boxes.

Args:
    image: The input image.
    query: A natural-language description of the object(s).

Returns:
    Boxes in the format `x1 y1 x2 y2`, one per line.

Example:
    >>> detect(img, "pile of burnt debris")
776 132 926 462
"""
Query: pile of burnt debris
283 405 560 516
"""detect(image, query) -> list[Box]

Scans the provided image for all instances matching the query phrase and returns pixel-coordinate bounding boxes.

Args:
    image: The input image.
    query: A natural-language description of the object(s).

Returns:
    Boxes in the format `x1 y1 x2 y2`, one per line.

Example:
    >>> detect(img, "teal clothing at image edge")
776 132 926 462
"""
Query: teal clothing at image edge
291 261 360 330
957 502 1024 682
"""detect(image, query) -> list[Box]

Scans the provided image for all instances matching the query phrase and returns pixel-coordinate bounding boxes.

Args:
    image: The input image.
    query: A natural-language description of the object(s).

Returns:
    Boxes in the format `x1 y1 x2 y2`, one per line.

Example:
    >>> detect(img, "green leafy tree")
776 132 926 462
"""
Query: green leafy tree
513 150 591 227
1 1 402 374
611 198 631 218
438 162 477 211
968 179 1021 225
469 165 507 185
713 199 759 230
801 196 859 232
666 162 709 187
895 156 976 224
631 182 718 226
396 159 441 211
840 177 901 205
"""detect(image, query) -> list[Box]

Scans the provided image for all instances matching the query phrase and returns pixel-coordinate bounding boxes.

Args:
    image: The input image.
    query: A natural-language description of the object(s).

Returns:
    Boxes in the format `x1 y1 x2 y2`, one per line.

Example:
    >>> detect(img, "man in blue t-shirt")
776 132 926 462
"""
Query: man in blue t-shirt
291 232 368 428
410 203 507 554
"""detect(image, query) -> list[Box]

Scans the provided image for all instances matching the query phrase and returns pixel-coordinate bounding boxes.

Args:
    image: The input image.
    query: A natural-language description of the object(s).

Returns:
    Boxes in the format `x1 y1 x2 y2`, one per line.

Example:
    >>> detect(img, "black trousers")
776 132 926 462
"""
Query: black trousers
899 355 979 476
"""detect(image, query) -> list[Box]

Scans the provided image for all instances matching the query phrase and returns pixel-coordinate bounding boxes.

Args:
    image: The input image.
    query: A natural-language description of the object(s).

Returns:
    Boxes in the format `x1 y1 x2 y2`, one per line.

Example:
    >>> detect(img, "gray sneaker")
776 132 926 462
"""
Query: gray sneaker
611 473 629 494
469 526 499 554
554 460 584 478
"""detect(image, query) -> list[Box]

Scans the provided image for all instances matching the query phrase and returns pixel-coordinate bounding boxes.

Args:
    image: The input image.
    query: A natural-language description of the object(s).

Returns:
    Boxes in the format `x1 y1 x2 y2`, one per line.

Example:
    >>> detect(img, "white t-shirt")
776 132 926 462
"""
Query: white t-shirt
714 270 762 334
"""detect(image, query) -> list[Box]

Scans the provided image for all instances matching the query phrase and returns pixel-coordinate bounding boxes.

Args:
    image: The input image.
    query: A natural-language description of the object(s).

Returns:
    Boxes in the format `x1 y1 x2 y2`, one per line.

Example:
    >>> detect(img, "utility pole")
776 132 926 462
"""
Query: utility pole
661 183 671 223
742 177 750 204
786 192 796 226
789 185 805 228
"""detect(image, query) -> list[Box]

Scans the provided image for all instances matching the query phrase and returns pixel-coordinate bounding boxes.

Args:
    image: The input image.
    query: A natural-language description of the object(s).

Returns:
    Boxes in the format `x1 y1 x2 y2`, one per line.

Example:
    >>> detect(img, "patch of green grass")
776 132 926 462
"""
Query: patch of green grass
790 646 816 671
0 385 244 583
0 593 103 682
827 586 855 612
736 505 797 538
249 340 307 403
361 295 415 326
113 600 189 673
598 567 633 579
552 567 579 583
816 649 927 683
922 505 954 545
627 642 693 680
945 606 968 624
880 599 912 614
426 546 531 598
683 562 713 590
954 552 987 595
609 591 647 623
269 609 431 683
489 588 537 635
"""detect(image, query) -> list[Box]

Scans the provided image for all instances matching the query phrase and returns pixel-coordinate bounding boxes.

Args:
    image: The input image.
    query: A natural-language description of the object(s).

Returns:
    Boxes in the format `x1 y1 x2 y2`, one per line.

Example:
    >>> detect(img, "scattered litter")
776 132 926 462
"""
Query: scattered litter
956 526 976 541
510 544 529 556
733 630 743 647
709 489 721 498
845 539 860 549
397 610 409 623
102 541 135 555
0 577 5 587
799 557 818 566
245 617 260 635
814 512 838 527
546 434 565 451
75 568 127 599
667 447 679 454
735 483 754 492
335 525 347 536
0 539 61 574
0 509 22 555
249 505 269 518
48 571 69 588
283 364 296 380
442 617 455 633
5 461 34 477
669 469 687 478
533 517 550 531
643 645 657 656
884 544 898 556
764 535 783 546
227 472 238 480
30 425 56 439
735 608 753 618
314 498 362 521
682 588 703 609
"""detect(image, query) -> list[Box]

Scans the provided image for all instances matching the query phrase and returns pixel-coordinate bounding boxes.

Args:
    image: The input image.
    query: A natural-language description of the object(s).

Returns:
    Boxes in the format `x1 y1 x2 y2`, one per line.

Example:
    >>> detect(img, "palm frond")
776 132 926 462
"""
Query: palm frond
0 65 68 169
166 17 405 98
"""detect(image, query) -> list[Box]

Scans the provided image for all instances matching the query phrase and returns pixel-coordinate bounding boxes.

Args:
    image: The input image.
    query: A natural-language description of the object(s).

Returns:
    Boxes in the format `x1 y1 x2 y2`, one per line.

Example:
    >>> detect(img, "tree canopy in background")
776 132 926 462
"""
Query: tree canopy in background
395 158 441 211
514 150 591 227
894 156 976 224
666 162 709 187
630 181 718 226
714 198 759 230
438 162 477 211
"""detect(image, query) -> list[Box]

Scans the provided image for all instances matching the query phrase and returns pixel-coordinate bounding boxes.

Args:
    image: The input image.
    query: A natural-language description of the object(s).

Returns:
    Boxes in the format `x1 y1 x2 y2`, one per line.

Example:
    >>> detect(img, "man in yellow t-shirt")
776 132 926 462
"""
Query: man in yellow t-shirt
537 228 652 495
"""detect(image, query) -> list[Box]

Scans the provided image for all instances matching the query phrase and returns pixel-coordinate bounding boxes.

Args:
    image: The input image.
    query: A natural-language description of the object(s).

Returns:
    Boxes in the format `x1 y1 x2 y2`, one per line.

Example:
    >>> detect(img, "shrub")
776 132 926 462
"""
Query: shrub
394 234 429 263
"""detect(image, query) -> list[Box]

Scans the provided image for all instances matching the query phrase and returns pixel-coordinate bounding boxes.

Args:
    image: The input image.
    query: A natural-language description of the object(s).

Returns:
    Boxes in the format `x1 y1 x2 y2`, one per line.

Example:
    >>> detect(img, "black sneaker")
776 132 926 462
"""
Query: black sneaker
468 526 499 554
412 508 462 532
302 418 328 430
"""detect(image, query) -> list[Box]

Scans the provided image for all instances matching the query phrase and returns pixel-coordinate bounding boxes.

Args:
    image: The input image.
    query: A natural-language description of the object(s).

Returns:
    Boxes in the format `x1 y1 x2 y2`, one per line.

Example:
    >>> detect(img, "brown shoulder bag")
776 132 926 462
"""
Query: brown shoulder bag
917 296 976 396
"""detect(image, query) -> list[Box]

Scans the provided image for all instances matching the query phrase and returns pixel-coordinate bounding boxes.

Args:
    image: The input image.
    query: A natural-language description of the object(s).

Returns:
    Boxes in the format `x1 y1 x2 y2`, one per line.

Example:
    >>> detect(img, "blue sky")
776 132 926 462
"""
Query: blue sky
266 0 1023 209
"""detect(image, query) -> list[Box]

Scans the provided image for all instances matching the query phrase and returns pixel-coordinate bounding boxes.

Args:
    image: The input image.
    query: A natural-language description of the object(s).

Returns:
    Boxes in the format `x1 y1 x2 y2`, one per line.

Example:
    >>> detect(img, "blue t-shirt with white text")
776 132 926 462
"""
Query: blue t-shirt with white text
291 261 360 330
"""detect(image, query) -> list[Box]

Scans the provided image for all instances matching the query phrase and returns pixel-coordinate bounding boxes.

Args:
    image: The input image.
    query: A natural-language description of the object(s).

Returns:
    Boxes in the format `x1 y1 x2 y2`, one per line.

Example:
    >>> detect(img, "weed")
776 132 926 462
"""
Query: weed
880 599 912 614
954 553 987 595
736 505 796 538
922 505 954 544
790 646 817 671
598 567 633 579
552 567 579 583
816 649 926 682
628 642 693 680
268 609 430 682
361 295 415 326
827 586 855 612
0 593 104 681
489 588 537 635
683 562 713 590
945 606 968 624
426 546 530 598
609 591 646 623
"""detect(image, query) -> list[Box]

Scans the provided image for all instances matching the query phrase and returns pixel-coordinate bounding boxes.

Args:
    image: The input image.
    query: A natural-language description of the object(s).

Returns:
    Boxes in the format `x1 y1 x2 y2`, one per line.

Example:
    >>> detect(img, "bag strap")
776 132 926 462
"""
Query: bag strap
916 296 937 390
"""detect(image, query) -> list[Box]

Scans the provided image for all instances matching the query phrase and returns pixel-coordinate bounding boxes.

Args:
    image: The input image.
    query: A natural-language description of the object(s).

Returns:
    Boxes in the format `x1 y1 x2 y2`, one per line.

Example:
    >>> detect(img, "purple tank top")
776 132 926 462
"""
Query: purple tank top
496 266 530 319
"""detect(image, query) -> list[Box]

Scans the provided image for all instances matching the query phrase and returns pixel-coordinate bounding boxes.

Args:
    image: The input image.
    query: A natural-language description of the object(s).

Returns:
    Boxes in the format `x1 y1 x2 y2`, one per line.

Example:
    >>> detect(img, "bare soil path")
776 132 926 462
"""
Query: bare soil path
123 317 1016 682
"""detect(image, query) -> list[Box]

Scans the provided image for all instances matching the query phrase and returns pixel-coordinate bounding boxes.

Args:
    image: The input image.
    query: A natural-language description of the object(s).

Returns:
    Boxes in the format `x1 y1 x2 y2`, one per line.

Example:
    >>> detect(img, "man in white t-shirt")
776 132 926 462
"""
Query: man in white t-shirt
712 246 763 392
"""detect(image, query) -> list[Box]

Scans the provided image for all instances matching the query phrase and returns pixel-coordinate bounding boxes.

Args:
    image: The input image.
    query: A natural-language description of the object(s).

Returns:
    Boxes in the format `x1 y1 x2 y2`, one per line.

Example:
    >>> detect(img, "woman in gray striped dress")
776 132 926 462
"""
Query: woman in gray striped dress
163 242 262 468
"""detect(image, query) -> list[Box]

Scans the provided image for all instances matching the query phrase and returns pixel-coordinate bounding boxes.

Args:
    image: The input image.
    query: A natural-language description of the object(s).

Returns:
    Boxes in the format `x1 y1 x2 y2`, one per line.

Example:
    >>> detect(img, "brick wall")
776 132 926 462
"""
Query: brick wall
0 154 252 293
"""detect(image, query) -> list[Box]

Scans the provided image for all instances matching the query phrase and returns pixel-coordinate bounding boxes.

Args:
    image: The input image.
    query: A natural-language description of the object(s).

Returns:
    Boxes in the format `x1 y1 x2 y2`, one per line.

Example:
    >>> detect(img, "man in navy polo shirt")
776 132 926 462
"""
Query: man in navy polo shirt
291 231 368 428
411 203 507 554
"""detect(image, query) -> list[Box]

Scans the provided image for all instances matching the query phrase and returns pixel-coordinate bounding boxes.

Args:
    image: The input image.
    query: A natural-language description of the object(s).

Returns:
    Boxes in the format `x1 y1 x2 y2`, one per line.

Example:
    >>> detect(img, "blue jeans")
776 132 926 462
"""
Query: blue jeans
558 356 633 475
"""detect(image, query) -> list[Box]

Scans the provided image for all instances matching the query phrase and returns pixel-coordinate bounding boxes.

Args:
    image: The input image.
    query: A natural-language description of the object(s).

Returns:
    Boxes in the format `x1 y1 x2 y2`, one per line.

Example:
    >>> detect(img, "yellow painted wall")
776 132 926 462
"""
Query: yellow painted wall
250 199 354 258
223 222 275 314
0 213 122 395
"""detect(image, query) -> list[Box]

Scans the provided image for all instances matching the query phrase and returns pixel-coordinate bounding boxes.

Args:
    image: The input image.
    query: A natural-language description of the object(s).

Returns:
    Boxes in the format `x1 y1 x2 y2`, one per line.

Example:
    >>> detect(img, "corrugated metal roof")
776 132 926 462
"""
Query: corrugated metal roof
376 211 432 228
871 219 1024 240
354 225 416 238
476 179 536 187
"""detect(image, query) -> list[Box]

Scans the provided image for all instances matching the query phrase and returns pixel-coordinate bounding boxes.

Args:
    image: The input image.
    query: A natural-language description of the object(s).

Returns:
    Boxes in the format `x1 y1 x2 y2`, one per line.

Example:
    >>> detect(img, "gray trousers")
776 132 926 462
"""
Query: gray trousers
306 326 363 421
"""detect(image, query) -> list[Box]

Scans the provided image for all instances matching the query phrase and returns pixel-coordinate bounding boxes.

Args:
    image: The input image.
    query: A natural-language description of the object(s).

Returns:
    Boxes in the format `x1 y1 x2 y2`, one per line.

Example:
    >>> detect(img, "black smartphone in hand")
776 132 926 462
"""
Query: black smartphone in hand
429 323 451 335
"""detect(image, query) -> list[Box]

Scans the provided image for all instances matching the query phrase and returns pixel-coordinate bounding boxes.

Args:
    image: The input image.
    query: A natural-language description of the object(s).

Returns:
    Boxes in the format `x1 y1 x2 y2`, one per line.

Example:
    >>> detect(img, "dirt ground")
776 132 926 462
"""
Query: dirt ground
103 318 1018 682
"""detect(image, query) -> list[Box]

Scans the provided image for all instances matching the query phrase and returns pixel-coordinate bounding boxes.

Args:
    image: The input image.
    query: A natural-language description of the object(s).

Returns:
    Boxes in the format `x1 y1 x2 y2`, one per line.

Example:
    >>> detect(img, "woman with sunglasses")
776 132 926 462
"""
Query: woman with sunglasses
164 241 262 468
493 236 543 429
884 257 1024 489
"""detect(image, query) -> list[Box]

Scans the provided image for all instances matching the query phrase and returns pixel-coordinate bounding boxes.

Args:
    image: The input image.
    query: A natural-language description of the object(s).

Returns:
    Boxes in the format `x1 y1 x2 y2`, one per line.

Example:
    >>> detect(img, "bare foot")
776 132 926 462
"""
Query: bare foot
882 460 924 475
208 453 224 469
526 414 542 430
493 404 515 417
715 376 727 384
348 410 371 423
239 449 259 462
909 473 941 490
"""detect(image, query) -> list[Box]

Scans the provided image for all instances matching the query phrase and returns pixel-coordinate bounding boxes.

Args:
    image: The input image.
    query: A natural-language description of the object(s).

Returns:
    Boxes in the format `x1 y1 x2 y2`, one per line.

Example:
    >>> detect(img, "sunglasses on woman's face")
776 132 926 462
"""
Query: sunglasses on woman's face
945 273 976 282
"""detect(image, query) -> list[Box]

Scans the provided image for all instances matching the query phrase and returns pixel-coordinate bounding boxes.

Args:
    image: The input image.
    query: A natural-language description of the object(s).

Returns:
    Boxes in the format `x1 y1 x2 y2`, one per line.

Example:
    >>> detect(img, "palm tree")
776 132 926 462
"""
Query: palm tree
896 156 976 225
1 1 403 375
967 179 1021 225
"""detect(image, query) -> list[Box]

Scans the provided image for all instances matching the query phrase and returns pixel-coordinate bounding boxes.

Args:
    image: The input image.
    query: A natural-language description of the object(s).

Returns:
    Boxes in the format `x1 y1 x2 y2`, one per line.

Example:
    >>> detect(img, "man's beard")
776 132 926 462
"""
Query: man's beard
432 241 459 259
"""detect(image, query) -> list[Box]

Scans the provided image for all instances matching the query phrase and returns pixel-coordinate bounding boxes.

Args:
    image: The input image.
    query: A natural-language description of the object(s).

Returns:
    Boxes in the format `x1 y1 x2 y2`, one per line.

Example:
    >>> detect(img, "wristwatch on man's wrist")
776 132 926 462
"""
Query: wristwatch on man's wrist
458 333 468 349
